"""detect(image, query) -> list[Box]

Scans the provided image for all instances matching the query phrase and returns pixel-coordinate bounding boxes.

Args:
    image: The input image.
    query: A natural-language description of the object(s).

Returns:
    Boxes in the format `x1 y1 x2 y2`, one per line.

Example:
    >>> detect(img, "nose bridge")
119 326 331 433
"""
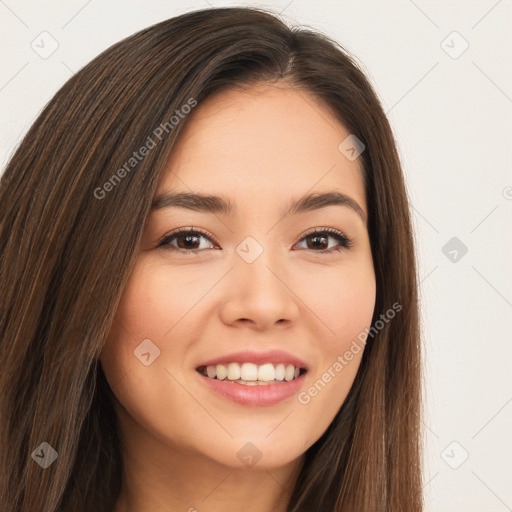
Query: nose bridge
220 234 299 328
235 234 286 299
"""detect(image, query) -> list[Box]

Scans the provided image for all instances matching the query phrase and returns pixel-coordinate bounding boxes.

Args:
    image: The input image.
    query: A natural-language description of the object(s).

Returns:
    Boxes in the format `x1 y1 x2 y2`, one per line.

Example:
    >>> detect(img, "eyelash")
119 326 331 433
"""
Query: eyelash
157 226 353 255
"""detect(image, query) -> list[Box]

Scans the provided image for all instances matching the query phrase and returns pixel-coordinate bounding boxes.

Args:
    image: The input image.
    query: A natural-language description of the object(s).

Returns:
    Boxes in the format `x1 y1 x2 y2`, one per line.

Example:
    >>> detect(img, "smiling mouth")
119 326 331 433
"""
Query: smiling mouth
196 362 307 386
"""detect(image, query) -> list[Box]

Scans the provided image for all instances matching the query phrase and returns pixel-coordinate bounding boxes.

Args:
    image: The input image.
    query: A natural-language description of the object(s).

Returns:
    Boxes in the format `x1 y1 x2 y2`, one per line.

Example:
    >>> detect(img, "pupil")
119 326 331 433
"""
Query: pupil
309 235 327 249
179 234 198 249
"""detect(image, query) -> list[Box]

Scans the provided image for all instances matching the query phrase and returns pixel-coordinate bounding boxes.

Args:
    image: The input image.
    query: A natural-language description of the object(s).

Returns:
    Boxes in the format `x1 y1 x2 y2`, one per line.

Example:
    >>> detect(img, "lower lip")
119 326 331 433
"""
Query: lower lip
196 371 307 406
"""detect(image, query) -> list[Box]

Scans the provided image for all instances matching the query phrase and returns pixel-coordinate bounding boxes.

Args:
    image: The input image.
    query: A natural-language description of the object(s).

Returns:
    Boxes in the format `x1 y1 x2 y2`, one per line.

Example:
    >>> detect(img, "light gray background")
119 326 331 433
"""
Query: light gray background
1 1 511 510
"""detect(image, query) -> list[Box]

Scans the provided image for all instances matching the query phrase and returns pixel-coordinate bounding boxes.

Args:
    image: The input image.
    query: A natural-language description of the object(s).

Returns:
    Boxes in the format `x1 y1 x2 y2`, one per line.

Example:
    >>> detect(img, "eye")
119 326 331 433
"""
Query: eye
157 227 218 253
294 227 352 253
157 226 353 254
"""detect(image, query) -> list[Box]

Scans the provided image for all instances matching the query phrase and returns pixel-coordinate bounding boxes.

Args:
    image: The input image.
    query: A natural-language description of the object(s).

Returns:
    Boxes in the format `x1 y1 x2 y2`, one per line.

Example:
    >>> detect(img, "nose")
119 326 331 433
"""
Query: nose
219 251 300 331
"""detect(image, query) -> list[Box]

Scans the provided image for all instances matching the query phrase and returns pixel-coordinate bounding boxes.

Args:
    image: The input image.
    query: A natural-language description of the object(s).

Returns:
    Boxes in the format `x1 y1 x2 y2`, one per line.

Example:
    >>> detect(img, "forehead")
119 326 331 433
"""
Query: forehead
159 84 366 216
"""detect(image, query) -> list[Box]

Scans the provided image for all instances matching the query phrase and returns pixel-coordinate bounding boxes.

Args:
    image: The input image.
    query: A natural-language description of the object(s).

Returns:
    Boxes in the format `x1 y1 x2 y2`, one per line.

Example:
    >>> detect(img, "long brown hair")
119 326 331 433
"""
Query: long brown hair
0 7 422 511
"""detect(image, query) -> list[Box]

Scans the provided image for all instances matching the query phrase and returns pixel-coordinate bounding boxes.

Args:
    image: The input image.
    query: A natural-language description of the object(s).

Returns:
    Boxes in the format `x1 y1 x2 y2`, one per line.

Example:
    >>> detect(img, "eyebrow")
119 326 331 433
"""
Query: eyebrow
151 190 366 224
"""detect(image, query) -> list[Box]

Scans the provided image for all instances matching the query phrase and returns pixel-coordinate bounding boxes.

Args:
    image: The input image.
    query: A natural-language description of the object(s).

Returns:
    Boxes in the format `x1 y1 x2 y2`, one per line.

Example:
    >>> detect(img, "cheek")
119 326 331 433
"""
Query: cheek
312 262 376 382
105 257 212 344
99 260 205 445
99 255 222 386
99 260 179 394
320 276 375 335
293 256 376 342
290 260 375 441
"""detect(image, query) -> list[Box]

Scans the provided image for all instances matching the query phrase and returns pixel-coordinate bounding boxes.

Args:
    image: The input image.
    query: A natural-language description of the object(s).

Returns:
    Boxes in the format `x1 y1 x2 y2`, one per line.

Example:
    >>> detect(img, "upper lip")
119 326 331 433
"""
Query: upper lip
196 350 309 370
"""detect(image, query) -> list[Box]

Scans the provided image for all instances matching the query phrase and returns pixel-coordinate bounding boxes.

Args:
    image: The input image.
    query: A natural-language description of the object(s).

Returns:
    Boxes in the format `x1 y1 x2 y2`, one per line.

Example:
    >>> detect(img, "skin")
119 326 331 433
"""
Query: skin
101 82 376 512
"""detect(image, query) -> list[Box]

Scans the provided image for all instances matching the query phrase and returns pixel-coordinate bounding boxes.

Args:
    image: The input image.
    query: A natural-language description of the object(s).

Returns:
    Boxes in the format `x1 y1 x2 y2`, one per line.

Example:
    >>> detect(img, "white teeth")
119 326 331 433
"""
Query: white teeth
216 364 227 381
201 362 303 382
257 363 275 381
284 364 295 381
240 362 258 381
227 362 241 380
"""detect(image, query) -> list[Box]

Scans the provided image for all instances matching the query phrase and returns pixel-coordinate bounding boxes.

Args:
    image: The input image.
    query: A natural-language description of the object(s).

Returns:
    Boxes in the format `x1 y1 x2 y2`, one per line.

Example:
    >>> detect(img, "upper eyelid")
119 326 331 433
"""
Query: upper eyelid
160 227 218 246
300 226 344 237
158 226 350 248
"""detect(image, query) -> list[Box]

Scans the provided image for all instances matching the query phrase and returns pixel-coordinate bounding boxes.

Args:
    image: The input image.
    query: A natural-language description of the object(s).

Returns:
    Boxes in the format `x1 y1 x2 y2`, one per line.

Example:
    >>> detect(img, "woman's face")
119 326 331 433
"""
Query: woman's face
100 83 376 470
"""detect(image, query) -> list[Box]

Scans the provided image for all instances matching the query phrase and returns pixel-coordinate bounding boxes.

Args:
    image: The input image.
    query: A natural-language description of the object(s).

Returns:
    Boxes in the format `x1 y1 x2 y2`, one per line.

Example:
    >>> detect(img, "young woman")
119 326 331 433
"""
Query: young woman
0 7 422 511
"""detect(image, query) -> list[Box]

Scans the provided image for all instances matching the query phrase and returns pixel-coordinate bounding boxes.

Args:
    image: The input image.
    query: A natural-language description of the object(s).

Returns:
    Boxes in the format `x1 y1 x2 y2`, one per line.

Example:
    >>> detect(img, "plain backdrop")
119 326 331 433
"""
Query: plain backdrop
1 1 511 510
